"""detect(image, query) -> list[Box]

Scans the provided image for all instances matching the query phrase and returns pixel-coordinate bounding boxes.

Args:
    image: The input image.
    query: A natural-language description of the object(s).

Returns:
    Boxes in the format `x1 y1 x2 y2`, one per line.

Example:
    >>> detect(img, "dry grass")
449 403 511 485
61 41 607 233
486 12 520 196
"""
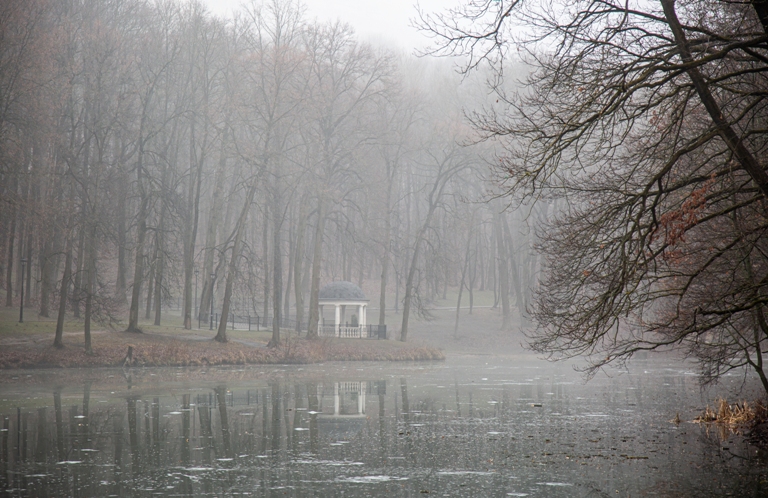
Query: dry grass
0 331 444 369
693 398 768 428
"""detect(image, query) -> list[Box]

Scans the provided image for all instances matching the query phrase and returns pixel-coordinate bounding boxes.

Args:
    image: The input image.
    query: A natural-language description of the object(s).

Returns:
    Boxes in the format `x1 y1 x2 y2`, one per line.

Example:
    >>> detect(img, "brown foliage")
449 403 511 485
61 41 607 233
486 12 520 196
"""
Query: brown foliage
0 335 444 369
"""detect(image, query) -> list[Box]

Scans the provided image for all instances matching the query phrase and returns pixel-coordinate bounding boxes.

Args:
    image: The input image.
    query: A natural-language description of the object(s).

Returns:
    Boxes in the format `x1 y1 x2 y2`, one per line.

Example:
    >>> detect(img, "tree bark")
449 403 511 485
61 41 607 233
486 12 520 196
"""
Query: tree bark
494 211 511 329
4 207 16 307
306 198 326 339
53 235 72 349
83 221 96 355
294 197 308 333
454 223 473 339
269 178 283 347
216 184 257 343
379 176 393 326
198 134 227 322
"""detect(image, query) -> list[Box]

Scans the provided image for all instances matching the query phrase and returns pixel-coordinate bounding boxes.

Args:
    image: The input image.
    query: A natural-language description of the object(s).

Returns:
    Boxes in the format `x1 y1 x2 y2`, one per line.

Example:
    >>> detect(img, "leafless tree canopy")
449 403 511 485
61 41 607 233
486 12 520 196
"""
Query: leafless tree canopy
422 0 768 390
2 0 547 352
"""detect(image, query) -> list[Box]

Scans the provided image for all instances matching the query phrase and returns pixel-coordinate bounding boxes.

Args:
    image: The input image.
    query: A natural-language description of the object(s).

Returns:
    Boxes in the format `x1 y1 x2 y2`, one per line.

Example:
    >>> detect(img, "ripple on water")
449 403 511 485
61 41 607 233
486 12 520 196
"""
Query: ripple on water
335 475 409 483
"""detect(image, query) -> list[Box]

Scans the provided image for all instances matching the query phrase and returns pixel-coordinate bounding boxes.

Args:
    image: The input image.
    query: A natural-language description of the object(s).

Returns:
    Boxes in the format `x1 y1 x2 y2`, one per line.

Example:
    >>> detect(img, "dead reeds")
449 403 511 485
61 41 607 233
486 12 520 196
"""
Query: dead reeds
693 398 768 428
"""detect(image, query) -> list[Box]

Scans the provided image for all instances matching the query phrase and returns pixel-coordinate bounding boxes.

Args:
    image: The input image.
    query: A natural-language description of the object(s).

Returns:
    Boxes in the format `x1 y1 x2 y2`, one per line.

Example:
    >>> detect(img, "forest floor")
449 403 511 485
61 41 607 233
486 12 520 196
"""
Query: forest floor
0 307 444 369
0 287 534 368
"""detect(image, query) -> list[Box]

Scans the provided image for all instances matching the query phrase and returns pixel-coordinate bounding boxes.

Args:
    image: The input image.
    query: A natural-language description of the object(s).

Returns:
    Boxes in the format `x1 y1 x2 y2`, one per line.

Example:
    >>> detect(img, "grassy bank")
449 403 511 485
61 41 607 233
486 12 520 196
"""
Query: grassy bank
0 309 444 368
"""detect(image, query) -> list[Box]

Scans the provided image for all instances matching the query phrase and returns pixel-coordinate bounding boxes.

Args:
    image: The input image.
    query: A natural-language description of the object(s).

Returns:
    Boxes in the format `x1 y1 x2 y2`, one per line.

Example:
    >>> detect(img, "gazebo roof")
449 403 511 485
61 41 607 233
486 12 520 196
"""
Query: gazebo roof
318 281 367 301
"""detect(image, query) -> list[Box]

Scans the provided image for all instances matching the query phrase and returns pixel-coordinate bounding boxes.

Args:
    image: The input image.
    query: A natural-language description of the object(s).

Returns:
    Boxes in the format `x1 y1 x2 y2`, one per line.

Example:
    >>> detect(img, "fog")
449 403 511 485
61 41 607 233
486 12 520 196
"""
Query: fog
0 0 537 350
4 1 768 494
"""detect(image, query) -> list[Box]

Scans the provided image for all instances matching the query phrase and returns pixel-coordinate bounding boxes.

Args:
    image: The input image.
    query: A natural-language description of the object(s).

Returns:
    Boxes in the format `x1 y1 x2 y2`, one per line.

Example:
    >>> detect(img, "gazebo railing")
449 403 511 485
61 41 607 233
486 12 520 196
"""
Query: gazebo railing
317 324 386 339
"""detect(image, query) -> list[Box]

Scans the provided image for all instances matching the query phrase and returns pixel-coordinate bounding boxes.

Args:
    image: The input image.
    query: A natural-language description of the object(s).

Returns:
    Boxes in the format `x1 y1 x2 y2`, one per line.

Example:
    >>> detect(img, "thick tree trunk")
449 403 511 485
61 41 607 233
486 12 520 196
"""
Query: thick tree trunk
126 203 147 332
199 136 228 322
494 211 511 329
53 235 72 349
145 244 155 320
72 222 85 318
262 206 270 321
454 225 473 339
399 235 421 343
83 221 96 355
154 186 167 326
502 214 526 327
661 0 768 201
116 195 127 300
294 198 308 332
153 242 163 326
284 208 293 321
216 184 257 343
306 198 326 339
4 211 16 307
39 238 52 317
269 182 283 347
183 120 208 329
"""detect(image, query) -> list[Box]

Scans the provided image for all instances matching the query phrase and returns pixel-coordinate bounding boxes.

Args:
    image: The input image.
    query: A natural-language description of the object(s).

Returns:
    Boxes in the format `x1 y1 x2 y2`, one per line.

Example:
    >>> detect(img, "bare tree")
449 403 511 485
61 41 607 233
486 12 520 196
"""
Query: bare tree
421 0 768 388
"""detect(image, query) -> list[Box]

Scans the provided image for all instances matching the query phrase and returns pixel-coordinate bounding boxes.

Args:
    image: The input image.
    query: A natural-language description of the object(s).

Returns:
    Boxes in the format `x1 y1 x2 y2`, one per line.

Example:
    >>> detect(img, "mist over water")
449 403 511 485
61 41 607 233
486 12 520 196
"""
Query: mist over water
1 357 766 497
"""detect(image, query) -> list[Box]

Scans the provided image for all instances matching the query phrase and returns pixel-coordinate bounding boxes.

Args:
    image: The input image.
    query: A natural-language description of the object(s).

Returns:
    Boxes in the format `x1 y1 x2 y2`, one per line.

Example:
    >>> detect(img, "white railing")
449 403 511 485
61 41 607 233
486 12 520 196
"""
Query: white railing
338 326 362 338
316 324 386 339
318 324 363 338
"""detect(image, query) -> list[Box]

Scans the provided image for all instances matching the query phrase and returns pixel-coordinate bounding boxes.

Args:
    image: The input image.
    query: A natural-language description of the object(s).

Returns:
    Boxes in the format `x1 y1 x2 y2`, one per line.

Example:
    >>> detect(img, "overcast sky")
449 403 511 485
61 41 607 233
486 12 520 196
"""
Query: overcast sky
201 0 446 53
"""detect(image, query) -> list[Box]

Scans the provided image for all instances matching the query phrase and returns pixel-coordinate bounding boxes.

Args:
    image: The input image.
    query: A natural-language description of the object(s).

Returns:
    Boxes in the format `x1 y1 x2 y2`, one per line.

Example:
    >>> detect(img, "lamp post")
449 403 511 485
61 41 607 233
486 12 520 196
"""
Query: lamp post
19 258 26 323
209 272 215 330
194 269 199 329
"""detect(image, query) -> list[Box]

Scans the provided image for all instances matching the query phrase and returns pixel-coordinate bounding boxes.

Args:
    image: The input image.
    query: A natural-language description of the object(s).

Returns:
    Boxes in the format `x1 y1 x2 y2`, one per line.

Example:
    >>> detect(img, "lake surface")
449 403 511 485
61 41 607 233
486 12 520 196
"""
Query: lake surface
0 356 766 497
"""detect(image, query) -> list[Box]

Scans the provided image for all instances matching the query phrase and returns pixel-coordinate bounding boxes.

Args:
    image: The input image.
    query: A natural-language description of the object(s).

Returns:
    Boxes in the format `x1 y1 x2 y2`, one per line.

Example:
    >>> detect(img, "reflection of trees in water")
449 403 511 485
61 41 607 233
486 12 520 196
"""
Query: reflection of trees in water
0 378 765 497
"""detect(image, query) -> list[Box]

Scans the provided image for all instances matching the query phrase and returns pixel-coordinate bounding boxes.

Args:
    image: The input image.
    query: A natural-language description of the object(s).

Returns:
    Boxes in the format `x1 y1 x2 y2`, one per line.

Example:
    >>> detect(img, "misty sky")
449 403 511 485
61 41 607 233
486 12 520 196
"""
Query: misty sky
201 0 445 52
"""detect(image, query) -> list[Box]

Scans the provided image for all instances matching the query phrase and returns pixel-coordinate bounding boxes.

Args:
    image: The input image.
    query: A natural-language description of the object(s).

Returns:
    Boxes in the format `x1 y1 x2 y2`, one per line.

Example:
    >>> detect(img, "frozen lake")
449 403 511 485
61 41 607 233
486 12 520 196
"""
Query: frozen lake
0 356 766 496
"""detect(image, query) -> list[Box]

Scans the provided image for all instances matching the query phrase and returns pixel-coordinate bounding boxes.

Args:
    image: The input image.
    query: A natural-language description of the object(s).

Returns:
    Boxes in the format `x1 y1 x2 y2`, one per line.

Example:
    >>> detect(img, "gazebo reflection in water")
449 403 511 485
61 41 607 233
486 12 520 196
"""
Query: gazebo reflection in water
315 381 386 438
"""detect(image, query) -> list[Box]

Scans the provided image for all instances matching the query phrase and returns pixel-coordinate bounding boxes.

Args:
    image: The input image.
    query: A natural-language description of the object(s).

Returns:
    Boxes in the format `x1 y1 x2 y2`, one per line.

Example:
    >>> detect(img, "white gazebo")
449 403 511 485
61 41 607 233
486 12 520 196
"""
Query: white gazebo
318 281 369 338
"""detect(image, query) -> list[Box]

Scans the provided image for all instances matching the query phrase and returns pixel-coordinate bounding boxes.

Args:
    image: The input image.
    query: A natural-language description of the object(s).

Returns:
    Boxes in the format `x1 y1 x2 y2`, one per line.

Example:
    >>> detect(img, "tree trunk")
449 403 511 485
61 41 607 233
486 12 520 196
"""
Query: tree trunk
502 214 526 327
269 179 283 347
116 137 127 301
379 178 393 326
153 240 163 326
72 222 85 318
399 234 421 342
145 243 155 320
4 209 16 307
216 184 257 343
494 211 511 329
53 236 72 349
199 130 228 322
294 197 308 332
83 221 96 355
39 239 52 317
454 225 473 339
661 0 768 201
262 206 270 321
126 177 148 332
183 120 208 329
306 198 326 339
284 208 293 321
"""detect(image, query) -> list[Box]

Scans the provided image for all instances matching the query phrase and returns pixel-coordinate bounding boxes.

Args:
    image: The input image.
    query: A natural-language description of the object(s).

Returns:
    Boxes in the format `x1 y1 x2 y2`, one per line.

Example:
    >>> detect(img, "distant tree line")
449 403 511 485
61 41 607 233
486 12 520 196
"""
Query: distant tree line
0 0 542 349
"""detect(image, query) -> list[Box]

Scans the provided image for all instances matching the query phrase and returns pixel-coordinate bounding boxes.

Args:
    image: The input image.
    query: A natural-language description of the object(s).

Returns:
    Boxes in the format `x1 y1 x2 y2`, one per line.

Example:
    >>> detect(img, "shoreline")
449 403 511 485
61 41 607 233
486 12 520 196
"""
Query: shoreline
0 331 445 369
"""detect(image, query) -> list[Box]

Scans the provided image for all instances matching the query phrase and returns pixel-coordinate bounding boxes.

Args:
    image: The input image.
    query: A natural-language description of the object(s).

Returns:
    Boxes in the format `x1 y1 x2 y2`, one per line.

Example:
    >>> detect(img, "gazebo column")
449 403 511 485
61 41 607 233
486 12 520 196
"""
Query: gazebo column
335 304 341 337
334 383 340 415
357 304 363 338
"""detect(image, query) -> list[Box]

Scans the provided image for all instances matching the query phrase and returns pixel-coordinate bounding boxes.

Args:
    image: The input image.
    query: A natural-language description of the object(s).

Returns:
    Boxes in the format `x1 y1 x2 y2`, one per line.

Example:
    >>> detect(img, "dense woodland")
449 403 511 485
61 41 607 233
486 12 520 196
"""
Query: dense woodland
0 0 543 349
